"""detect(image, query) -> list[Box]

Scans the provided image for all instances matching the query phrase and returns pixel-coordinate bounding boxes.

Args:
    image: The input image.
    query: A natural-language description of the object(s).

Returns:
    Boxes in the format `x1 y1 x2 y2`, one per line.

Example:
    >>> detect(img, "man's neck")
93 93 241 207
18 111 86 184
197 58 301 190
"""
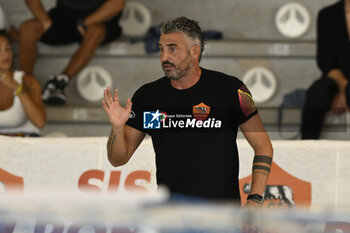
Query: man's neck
345 0 350 11
170 66 202 90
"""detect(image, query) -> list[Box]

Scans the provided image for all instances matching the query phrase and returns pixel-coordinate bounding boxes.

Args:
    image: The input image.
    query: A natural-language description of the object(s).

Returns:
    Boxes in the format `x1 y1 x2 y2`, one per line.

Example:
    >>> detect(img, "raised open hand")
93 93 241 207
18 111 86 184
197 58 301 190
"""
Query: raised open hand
102 87 132 131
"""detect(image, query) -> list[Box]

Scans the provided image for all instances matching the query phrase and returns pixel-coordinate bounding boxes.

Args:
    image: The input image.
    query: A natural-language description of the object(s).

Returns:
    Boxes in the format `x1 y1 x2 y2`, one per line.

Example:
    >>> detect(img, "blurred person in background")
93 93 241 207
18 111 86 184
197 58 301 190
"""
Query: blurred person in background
301 0 350 139
0 3 20 41
0 31 45 137
103 17 273 206
19 0 125 105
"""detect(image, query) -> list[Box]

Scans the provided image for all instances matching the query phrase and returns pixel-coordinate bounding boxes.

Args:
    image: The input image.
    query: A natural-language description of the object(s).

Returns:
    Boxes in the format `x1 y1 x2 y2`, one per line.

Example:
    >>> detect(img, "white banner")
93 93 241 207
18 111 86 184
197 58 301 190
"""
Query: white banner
1 136 350 210
0 136 156 195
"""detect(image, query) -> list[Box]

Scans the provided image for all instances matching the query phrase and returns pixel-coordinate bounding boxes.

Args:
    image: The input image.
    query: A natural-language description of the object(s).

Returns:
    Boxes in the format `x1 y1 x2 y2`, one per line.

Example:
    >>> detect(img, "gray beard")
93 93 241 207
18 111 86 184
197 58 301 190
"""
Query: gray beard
164 62 192 80
165 72 182 80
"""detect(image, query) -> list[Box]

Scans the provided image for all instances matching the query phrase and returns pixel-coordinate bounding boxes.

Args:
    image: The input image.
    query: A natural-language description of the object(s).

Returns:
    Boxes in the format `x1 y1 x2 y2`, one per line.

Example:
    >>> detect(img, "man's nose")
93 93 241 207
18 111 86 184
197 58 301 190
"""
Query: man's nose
161 50 169 61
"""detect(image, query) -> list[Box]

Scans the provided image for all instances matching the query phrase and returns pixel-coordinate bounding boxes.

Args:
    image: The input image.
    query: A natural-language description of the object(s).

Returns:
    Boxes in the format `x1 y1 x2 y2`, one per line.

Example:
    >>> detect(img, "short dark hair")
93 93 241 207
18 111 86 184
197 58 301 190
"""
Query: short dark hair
0 30 11 42
161 17 205 62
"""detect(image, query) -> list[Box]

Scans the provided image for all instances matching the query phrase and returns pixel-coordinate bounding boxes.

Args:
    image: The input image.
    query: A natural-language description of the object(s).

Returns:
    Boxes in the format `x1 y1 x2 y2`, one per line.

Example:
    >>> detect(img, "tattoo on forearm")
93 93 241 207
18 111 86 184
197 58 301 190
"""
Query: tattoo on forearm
253 170 269 177
253 155 272 165
253 165 271 173
108 134 116 159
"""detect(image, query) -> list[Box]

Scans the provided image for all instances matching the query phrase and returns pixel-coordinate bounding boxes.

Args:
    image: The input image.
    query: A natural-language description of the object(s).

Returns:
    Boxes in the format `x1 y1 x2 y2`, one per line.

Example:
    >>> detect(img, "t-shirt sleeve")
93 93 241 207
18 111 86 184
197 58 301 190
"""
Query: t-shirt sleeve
234 83 258 125
125 88 146 133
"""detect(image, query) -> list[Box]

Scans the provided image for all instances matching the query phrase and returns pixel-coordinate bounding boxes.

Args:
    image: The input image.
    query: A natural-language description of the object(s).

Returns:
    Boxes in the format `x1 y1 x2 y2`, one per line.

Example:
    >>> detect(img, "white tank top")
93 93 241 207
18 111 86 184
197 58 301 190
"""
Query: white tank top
0 71 40 135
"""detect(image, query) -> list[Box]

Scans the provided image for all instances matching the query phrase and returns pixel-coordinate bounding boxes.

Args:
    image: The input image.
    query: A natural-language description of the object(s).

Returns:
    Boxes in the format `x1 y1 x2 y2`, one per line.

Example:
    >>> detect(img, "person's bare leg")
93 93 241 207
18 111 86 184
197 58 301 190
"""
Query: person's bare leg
62 23 106 79
19 19 45 75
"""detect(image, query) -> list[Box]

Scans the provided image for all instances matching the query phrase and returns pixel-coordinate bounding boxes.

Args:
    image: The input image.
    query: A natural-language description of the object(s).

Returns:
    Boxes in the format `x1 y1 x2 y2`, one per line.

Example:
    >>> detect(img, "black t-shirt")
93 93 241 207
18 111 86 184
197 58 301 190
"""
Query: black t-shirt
317 0 350 79
126 68 258 201
57 0 106 11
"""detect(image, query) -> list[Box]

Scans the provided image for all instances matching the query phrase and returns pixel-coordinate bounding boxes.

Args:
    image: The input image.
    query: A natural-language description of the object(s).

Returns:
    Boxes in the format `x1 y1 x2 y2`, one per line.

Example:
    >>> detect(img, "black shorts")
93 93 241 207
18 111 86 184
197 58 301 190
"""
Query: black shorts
40 7 122 45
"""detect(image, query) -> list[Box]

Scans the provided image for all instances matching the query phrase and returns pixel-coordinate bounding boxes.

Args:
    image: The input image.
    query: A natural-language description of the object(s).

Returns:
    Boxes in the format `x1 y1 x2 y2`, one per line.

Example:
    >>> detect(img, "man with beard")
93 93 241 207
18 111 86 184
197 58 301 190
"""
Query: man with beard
102 17 273 206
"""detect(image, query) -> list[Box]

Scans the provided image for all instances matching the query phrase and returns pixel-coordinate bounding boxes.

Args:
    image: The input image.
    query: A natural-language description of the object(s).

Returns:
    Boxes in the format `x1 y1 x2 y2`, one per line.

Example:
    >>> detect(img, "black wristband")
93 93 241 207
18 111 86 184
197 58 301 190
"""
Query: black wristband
247 194 264 204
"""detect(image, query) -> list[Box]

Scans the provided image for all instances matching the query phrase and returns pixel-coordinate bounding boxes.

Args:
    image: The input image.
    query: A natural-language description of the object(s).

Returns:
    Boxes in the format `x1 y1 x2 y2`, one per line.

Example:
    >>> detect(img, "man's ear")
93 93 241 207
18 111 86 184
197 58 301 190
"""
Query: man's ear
191 44 201 61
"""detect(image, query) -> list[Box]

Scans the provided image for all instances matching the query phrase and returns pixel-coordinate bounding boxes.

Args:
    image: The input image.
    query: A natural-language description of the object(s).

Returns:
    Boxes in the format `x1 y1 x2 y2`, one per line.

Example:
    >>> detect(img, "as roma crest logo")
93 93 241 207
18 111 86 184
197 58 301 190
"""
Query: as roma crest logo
0 168 24 194
193 102 211 121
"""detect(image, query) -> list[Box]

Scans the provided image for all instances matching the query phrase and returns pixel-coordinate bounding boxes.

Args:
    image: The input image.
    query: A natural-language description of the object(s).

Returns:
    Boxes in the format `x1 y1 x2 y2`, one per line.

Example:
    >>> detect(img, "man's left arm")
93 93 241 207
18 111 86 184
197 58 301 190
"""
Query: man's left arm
239 114 273 207
84 0 125 26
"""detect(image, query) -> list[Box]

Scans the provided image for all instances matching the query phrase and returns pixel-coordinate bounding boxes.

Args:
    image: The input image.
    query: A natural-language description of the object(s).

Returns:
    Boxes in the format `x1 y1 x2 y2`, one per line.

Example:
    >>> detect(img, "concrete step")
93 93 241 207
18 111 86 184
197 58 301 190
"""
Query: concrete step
11 40 320 109
2 0 342 138
46 105 349 126
26 56 319 108
43 106 349 139
1 0 337 40
13 40 316 58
